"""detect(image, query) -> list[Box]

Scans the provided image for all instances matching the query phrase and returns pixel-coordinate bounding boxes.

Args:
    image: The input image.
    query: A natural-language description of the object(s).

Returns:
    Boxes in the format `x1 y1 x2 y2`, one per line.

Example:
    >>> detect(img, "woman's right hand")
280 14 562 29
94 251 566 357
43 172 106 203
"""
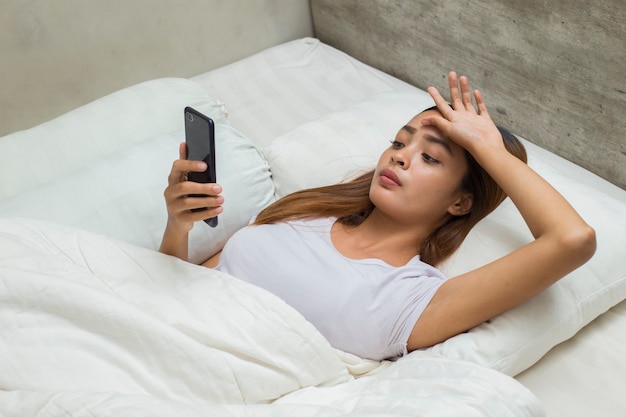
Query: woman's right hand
163 142 224 233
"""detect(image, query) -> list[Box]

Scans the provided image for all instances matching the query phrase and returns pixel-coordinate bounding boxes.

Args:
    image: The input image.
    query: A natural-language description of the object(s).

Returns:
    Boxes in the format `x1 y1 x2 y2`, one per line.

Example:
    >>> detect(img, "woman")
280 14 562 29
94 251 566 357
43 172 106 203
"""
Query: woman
160 72 596 360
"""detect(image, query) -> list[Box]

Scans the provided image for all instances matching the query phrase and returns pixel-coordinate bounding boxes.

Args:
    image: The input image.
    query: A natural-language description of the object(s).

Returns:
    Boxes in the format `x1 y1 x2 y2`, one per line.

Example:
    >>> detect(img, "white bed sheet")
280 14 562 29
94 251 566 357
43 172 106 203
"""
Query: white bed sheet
192 37 626 417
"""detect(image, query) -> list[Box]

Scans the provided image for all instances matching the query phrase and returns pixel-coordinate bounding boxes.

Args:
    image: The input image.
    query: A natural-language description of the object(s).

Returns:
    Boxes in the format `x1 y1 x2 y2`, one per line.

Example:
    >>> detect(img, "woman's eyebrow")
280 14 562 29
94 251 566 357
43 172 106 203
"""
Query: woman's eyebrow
401 125 417 134
402 125 453 156
424 134 453 155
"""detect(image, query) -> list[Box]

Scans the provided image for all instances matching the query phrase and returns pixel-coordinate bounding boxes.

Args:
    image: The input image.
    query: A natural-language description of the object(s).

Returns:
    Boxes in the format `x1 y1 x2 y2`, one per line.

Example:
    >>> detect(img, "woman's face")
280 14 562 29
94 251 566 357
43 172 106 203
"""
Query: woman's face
370 110 472 228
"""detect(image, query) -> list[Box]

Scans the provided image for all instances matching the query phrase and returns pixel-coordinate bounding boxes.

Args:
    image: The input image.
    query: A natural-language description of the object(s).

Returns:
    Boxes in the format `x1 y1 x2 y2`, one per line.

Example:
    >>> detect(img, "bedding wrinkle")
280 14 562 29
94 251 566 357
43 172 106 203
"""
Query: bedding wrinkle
274 37 320 67
278 352 545 416
102 256 328 390
0 218 354 405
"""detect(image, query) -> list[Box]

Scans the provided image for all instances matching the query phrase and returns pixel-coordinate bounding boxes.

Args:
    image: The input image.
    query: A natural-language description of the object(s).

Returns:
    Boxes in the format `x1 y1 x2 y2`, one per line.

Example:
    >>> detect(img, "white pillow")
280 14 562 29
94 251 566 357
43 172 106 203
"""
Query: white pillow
0 78 227 199
263 91 626 375
0 78 274 264
0 124 275 264
263 90 435 198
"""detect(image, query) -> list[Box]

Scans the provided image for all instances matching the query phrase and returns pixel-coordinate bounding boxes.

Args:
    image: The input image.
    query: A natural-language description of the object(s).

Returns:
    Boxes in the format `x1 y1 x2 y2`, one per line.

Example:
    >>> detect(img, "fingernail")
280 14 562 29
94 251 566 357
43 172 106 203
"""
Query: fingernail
212 185 222 193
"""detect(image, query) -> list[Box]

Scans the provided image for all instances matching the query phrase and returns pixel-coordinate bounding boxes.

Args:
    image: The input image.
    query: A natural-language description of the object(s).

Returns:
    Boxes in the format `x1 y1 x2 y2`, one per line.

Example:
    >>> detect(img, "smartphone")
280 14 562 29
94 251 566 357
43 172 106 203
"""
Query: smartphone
184 106 218 227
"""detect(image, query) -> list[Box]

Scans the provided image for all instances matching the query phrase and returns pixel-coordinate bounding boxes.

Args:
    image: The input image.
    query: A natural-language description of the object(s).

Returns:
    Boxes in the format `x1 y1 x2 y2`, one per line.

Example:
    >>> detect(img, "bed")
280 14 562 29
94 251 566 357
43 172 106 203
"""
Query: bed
1 3 625 417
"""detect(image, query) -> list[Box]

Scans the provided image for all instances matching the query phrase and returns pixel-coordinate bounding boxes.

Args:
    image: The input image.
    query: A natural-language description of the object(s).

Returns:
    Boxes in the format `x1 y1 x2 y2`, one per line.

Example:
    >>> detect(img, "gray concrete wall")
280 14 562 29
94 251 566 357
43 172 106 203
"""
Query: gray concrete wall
311 0 625 189
0 0 313 137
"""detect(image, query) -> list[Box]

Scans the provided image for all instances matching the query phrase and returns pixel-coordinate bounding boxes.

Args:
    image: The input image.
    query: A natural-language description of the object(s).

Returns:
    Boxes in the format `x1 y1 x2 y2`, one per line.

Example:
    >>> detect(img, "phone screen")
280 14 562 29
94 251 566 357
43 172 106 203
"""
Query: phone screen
184 106 217 227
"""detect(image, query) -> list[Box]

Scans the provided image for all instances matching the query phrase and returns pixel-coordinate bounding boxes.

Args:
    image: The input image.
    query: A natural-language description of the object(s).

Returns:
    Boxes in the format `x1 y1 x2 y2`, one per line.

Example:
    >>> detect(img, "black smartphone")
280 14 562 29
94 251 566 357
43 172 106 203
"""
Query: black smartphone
184 106 218 227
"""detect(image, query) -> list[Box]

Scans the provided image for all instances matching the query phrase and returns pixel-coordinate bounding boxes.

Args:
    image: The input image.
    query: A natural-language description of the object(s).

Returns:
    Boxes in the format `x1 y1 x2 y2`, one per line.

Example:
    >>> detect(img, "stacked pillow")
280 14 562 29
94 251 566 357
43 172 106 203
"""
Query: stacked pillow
0 78 275 264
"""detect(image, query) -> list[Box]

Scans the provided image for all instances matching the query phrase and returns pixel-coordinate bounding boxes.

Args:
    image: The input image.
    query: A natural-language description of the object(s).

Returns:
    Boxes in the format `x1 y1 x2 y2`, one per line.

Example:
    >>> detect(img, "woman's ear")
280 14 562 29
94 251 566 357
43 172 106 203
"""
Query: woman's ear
448 193 473 216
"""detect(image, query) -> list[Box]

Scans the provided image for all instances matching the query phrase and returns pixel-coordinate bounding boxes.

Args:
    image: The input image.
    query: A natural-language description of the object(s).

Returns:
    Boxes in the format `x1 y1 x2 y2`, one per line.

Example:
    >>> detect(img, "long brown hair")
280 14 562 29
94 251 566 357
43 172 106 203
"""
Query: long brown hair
254 112 527 266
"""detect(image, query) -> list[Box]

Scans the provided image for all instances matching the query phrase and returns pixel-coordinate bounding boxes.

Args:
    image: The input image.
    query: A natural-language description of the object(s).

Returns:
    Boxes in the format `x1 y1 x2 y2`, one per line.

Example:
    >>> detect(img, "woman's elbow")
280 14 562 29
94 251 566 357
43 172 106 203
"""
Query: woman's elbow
564 224 597 265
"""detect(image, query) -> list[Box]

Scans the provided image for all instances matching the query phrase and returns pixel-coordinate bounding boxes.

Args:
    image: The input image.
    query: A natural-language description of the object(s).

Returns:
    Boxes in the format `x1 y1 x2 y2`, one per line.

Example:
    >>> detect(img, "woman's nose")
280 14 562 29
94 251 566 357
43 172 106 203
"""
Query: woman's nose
391 152 407 168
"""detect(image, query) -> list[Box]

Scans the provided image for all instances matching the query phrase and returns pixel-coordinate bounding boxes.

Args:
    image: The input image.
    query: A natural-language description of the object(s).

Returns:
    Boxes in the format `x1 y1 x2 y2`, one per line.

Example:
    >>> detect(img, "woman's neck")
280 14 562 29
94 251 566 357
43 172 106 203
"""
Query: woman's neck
331 211 432 267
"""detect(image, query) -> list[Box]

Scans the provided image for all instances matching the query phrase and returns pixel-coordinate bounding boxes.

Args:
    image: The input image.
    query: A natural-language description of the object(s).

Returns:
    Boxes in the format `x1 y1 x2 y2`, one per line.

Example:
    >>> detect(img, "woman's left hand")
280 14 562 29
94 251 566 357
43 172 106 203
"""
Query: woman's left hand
421 71 505 158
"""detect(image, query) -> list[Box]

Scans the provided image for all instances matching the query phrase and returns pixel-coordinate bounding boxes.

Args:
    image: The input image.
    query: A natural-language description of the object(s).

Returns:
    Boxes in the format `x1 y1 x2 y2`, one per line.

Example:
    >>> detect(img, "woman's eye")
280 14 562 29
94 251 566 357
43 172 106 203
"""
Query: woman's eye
422 153 441 164
389 140 404 149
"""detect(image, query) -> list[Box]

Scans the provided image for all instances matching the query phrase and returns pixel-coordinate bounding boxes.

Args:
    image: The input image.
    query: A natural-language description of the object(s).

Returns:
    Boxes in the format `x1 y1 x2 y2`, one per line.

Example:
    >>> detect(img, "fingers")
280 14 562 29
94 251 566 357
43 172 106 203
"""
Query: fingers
459 76 475 112
182 193 224 220
448 71 463 109
165 181 224 222
427 85 453 119
165 145 224 225
474 89 489 116
179 141 187 160
169 204 224 226
169 182 223 209
429 71 489 116
167 158 208 186
448 72 476 112
423 72 499 152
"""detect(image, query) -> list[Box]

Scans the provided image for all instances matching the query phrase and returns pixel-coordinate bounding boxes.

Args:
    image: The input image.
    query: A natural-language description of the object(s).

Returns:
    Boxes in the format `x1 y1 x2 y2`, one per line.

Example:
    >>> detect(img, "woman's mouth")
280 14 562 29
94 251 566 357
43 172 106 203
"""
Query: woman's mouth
380 168 401 186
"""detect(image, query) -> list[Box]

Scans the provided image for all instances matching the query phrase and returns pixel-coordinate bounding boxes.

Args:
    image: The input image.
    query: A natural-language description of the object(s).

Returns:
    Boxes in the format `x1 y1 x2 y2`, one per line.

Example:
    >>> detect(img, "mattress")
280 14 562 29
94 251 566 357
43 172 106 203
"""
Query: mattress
192 38 626 417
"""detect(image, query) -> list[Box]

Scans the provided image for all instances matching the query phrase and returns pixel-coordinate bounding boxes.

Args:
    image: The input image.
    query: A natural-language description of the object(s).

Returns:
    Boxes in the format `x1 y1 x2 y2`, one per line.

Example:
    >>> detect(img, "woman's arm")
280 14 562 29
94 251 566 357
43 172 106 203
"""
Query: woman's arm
201 251 222 268
407 72 596 350
159 142 224 262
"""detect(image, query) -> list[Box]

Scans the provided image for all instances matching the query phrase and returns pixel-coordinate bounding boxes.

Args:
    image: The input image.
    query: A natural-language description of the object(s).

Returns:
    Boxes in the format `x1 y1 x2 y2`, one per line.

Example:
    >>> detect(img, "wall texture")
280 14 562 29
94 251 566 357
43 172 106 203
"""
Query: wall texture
311 0 625 189
0 0 313 136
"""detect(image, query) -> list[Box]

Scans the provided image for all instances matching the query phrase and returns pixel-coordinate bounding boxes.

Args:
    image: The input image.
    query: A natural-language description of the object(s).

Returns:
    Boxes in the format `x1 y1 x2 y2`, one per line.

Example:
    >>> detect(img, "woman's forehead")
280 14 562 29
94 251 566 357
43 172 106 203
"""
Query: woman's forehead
409 109 441 125
404 111 467 157
404 111 445 140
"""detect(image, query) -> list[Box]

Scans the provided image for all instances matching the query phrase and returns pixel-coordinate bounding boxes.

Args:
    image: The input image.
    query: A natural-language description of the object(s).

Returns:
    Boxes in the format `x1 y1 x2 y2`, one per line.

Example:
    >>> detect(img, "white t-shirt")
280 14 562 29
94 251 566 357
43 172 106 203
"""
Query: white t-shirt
216 217 446 360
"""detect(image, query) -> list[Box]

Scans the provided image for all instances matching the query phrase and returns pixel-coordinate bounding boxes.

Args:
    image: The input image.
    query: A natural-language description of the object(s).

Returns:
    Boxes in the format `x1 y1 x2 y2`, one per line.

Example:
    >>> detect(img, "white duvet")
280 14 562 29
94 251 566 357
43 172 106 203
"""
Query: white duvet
0 217 543 416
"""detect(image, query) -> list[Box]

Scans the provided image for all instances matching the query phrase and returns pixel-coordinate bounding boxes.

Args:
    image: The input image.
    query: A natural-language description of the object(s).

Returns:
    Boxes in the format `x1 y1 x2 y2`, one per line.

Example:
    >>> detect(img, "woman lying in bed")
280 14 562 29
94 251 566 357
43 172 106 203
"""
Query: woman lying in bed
159 72 596 361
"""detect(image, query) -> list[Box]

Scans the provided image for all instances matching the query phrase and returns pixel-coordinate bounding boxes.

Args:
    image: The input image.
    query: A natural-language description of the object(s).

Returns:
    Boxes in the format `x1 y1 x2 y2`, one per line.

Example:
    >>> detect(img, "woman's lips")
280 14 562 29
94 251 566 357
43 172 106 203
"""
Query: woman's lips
380 168 401 186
